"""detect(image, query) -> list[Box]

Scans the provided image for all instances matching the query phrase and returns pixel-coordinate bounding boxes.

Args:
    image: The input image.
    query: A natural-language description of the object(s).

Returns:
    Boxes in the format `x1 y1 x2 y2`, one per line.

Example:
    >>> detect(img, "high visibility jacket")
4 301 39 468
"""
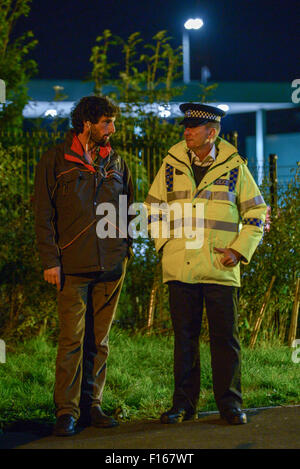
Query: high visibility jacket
145 137 267 287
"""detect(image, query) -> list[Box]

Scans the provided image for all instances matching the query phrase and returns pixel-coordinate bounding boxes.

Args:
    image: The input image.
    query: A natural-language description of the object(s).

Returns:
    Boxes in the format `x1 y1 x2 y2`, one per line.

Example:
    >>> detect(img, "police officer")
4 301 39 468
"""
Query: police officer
145 103 267 425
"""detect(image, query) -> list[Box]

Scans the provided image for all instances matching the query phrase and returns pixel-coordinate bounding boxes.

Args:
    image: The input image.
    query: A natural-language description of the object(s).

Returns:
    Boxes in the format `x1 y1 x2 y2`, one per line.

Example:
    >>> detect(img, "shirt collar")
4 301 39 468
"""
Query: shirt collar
190 144 216 167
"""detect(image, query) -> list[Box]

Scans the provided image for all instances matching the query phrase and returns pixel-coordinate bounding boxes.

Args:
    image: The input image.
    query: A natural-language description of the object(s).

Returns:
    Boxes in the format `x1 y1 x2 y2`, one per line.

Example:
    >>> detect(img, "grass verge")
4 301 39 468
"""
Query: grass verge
0 327 299 429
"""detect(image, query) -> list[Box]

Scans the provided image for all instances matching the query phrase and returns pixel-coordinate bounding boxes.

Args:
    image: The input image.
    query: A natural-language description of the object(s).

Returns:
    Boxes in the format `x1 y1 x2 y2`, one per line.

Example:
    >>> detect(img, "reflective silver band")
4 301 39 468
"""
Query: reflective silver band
169 218 239 233
205 219 239 232
167 190 191 202
145 194 163 205
239 195 265 212
196 190 236 204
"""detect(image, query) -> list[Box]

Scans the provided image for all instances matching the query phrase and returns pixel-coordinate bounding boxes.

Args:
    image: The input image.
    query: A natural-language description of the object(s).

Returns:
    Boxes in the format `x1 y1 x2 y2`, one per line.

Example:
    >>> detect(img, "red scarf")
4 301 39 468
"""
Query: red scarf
64 134 111 172
96 142 112 159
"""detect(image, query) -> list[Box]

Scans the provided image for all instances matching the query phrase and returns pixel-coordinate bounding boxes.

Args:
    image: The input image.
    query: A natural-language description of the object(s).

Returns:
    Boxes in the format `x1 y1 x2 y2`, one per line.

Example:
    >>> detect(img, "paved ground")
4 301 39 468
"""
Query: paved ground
0 405 299 450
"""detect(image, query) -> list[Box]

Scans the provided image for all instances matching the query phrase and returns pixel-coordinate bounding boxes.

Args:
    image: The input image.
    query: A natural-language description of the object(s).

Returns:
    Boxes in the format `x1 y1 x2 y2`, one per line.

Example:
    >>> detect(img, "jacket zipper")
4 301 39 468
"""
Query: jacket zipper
168 150 241 200
94 170 103 270
93 157 113 271
193 153 241 199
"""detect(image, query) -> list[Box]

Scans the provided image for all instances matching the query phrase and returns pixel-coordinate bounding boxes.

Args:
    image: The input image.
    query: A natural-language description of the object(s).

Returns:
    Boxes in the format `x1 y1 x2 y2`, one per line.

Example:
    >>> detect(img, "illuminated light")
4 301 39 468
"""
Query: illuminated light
184 18 204 30
45 109 57 117
158 105 171 118
217 104 230 112
134 125 143 137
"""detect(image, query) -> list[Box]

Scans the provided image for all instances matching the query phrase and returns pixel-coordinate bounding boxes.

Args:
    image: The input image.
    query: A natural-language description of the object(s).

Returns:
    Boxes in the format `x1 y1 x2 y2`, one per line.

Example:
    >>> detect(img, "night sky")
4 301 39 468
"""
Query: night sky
13 0 300 82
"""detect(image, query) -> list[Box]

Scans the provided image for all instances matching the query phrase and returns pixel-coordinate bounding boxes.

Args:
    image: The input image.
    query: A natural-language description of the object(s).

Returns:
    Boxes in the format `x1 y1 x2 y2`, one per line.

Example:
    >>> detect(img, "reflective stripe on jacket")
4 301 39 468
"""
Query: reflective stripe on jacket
145 137 267 287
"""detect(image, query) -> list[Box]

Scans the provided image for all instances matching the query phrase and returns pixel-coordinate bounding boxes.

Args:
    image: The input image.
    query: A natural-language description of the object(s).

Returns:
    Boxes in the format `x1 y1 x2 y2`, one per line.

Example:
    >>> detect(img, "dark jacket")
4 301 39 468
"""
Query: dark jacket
34 130 134 274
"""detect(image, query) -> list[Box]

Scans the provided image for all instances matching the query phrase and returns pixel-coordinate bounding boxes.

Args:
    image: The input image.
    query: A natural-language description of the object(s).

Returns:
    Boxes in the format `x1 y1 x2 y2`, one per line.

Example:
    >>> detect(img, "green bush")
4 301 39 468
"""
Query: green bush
239 168 300 344
0 138 298 346
0 144 58 342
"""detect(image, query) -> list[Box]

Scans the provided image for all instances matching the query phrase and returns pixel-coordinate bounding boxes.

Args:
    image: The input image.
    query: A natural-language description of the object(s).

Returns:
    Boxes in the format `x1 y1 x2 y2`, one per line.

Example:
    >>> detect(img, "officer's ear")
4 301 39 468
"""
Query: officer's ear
208 127 217 142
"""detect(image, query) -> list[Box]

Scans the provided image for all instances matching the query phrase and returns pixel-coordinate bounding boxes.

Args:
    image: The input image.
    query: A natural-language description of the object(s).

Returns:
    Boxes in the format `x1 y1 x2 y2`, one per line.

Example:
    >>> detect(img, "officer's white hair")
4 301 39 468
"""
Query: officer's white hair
206 122 221 142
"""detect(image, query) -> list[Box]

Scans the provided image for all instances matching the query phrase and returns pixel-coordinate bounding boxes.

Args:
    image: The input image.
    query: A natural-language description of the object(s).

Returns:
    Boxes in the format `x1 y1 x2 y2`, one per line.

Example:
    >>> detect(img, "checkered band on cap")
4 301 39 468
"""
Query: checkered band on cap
185 109 221 122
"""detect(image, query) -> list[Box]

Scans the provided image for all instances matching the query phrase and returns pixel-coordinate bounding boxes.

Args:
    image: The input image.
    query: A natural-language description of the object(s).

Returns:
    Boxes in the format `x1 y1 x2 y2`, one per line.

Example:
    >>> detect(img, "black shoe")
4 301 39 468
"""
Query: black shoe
53 414 77 436
220 407 247 425
87 406 119 428
160 407 195 424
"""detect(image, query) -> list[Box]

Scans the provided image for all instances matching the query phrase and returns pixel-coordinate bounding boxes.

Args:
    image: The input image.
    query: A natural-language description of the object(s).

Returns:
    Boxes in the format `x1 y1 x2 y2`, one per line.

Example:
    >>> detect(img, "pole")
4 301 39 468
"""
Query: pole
269 154 278 212
256 109 266 185
182 31 190 83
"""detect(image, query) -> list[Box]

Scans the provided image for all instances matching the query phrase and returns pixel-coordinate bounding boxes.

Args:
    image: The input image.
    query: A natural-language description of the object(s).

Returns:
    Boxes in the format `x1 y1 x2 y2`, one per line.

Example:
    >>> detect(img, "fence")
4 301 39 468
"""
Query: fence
0 130 298 341
0 129 287 202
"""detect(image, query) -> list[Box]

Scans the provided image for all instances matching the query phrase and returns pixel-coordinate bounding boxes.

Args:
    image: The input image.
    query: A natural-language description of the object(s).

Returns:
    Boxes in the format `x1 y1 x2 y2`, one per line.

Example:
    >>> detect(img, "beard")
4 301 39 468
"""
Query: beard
90 128 110 147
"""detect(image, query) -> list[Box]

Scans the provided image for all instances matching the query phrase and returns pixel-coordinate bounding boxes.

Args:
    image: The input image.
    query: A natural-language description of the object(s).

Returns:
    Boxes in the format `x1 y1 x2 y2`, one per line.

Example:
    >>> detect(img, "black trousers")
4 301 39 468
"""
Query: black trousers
168 281 242 414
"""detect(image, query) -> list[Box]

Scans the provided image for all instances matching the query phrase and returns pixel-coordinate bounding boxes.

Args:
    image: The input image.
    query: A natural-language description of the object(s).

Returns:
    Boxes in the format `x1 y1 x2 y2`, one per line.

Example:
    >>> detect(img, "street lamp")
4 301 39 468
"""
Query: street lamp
183 18 204 83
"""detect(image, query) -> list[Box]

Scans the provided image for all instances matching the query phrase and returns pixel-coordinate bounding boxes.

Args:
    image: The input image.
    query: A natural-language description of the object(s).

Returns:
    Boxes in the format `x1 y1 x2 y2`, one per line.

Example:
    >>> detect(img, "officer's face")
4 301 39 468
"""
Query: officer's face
184 124 213 151
90 115 116 146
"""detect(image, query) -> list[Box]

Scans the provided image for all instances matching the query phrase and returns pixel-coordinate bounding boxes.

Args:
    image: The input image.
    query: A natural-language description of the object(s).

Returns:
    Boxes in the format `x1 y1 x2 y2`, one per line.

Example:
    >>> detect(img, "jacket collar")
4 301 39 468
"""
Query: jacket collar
64 130 113 173
166 137 238 165
165 137 246 194
64 130 95 172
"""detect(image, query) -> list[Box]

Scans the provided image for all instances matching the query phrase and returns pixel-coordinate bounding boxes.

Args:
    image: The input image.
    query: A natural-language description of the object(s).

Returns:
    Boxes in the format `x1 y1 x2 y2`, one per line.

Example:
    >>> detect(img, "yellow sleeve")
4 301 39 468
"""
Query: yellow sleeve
230 164 267 264
144 162 170 253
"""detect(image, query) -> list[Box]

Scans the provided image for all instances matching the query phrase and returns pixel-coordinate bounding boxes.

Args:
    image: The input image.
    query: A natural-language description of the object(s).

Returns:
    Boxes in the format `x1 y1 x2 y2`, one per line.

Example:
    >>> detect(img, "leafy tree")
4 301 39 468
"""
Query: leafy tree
0 143 57 341
0 0 38 130
89 29 120 96
240 167 300 344
88 29 221 332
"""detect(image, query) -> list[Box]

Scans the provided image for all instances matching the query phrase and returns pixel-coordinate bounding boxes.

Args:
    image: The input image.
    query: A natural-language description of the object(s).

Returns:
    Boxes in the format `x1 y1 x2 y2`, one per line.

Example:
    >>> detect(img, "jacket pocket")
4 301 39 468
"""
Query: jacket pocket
205 198 239 224
56 170 90 206
102 171 124 202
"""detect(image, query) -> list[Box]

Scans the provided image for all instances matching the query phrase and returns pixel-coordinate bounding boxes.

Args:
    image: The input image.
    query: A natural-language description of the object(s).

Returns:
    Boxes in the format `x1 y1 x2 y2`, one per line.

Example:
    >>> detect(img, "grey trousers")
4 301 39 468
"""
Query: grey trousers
54 267 125 418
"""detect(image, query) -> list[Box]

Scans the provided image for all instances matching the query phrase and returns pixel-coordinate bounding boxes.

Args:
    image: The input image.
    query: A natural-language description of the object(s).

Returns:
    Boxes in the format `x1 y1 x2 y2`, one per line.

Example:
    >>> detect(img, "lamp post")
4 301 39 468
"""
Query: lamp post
183 18 204 83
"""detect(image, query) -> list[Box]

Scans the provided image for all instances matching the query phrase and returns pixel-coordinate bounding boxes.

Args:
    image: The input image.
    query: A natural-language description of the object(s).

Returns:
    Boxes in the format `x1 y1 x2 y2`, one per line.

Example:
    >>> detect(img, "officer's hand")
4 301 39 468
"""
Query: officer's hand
44 266 61 291
214 248 241 267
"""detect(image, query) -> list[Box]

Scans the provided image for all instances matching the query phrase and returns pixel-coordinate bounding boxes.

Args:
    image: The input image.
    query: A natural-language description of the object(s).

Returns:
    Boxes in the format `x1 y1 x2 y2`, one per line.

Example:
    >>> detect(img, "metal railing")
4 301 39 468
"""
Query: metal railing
0 130 297 202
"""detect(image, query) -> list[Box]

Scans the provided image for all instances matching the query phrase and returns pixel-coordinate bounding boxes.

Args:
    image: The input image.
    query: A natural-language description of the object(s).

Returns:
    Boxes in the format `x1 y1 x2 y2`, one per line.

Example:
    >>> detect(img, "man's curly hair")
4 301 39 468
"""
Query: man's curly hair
71 96 120 134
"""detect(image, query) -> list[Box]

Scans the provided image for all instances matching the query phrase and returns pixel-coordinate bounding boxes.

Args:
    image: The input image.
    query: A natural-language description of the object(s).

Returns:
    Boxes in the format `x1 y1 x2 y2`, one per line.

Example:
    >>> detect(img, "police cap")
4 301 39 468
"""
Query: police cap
179 102 226 127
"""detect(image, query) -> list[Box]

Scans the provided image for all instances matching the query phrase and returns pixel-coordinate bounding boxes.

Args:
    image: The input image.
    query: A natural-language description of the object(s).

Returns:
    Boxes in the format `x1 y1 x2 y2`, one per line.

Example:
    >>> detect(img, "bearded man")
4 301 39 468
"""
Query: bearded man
34 96 133 436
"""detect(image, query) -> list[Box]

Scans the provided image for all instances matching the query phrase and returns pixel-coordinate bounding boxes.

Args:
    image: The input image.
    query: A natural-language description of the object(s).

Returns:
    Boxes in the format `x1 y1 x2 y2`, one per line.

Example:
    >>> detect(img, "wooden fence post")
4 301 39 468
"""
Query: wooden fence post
249 276 276 348
288 278 300 346
146 260 162 334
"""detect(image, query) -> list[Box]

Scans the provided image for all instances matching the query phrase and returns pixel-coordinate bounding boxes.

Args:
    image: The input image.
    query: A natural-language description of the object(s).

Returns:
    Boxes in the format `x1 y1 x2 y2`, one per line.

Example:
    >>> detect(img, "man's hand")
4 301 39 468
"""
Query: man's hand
44 266 61 291
214 248 241 267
